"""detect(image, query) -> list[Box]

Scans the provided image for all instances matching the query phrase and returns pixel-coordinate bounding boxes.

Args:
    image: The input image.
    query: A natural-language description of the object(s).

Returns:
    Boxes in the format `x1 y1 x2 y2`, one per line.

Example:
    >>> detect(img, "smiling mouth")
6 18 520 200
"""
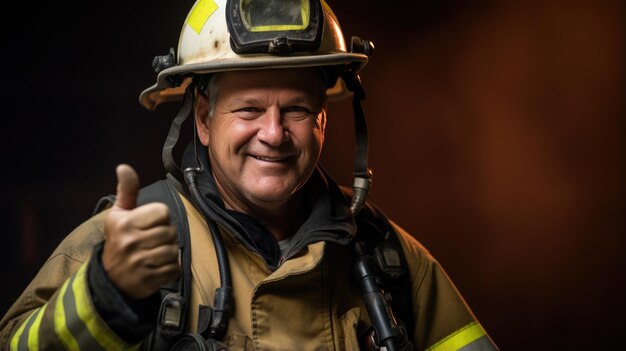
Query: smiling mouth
253 156 290 162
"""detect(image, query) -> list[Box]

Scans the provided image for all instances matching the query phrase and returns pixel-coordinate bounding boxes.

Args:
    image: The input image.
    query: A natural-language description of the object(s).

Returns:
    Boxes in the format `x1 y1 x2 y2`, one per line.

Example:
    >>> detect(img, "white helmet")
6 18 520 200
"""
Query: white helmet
139 0 372 110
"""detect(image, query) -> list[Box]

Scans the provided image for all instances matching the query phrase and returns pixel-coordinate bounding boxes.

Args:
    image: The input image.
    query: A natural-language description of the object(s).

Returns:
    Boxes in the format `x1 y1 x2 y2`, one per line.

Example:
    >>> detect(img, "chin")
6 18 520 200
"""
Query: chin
246 180 302 203
248 188 296 203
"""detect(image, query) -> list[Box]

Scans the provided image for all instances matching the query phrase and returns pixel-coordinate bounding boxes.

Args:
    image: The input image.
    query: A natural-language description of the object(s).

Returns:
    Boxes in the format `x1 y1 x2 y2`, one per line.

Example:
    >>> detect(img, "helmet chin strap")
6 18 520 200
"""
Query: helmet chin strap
341 71 373 216
162 83 196 185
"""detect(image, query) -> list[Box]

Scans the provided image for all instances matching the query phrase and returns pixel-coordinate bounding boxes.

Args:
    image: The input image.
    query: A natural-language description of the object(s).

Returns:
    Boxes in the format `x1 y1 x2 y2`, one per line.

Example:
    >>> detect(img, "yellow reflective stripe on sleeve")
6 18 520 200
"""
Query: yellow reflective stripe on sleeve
72 263 137 350
54 277 80 351
426 321 487 351
9 310 37 351
27 305 47 350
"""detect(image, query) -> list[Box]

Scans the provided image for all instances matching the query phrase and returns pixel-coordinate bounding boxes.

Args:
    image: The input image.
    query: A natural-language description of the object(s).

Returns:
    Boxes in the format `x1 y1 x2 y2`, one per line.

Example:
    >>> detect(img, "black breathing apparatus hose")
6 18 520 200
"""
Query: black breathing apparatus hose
184 167 233 341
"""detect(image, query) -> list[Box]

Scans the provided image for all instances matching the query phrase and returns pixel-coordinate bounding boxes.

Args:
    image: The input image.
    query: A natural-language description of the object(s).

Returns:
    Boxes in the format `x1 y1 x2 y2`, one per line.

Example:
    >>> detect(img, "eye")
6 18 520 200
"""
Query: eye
234 107 263 119
283 106 313 120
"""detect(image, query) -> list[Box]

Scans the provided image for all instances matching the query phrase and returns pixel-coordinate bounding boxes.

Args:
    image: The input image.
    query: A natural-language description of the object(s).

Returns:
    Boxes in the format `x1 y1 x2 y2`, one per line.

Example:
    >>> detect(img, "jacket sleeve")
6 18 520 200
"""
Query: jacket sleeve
0 210 143 351
391 221 500 351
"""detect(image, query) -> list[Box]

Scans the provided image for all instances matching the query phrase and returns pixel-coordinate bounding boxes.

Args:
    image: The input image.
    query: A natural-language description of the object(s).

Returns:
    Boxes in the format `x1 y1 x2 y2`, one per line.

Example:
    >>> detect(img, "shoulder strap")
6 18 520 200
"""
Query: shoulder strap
138 179 192 305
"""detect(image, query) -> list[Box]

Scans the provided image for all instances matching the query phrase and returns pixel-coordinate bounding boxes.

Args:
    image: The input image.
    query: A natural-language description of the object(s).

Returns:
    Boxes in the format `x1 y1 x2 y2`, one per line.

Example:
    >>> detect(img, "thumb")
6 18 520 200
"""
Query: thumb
114 164 140 210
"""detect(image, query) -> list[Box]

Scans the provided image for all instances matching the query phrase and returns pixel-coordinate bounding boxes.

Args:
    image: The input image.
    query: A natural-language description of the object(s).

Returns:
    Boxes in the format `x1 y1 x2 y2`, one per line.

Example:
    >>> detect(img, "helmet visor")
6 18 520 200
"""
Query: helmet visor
243 0 309 31
227 0 323 53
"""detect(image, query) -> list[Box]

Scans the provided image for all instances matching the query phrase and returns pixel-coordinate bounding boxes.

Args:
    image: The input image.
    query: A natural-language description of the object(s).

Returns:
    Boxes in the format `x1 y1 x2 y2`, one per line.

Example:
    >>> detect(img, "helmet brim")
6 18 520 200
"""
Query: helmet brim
139 52 368 110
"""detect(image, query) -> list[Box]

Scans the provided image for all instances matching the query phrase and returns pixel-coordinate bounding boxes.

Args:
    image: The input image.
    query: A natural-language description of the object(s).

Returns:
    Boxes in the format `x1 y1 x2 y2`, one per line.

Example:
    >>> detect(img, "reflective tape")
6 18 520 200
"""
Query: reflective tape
54 275 81 351
72 263 134 350
187 0 219 34
27 306 46 350
10 310 37 351
11 262 142 351
54 262 139 351
426 321 491 351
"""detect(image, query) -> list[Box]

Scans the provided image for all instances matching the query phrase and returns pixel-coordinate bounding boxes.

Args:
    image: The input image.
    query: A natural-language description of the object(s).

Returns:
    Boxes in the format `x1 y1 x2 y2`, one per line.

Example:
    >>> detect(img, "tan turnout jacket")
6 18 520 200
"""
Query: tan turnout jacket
1 192 498 350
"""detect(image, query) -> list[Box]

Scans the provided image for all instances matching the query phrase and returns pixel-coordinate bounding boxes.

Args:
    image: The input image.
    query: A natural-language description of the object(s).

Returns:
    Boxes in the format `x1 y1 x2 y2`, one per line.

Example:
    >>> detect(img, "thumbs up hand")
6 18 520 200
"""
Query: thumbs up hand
102 164 181 299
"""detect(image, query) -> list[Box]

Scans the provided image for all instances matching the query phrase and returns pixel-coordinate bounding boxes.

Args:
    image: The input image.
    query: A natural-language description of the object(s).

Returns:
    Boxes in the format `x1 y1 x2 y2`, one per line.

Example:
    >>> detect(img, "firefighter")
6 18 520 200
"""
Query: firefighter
1 1 499 350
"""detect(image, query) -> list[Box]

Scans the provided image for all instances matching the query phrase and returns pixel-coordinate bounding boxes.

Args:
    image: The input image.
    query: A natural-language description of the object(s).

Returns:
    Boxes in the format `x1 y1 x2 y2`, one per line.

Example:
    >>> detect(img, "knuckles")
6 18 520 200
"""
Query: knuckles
106 252 181 299
106 202 171 230
147 202 171 221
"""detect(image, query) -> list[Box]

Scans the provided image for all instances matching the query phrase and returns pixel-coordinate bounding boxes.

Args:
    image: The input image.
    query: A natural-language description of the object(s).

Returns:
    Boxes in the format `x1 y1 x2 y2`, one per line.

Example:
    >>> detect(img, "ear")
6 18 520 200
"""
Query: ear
194 90 211 146
319 109 327 134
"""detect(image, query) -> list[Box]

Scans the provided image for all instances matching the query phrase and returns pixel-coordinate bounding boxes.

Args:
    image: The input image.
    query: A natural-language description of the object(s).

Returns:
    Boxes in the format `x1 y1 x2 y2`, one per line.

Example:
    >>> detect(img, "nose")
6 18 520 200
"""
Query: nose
256 107 290 146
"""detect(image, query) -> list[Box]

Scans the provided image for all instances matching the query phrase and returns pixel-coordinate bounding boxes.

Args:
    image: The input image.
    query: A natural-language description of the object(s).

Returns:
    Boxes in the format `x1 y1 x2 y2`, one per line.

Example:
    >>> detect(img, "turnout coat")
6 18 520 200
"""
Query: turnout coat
1 148 498 351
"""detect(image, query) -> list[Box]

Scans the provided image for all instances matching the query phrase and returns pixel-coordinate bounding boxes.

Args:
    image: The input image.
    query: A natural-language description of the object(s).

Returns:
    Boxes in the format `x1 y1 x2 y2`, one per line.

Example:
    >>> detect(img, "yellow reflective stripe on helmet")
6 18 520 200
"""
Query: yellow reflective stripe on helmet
72 263 138 350
9 310 37 351
426 321 487 351
187 0 219 34
54 277 80 351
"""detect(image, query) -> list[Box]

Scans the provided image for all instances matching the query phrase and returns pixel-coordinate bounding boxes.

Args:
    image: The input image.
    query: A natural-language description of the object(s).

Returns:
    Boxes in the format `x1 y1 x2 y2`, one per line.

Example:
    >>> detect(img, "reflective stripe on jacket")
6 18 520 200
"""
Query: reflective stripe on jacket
0 211 140 350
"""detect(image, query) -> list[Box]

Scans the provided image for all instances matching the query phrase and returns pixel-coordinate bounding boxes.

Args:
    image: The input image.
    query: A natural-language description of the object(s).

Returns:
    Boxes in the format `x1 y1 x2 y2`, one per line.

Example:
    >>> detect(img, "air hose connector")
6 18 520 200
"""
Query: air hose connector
350 171 372 215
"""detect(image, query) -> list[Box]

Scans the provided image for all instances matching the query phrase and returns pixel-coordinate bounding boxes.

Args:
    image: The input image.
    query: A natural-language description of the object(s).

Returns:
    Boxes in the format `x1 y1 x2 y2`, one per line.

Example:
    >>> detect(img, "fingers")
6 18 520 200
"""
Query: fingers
103 228 180 299
121 261 181 300
135 225 177 250
114 164 140 210
140 264 182 292
129 247 181 298
137 244 180 267
125 202 171 229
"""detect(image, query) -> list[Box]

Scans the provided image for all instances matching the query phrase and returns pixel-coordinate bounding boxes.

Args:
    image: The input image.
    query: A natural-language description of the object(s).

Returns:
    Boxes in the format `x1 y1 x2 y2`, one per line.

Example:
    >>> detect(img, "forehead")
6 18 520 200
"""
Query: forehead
215 68 325 96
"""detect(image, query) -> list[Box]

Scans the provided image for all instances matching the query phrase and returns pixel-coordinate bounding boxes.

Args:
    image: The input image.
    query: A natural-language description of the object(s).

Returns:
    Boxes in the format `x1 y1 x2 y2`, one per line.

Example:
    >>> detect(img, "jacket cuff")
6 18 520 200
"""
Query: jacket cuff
88 242 161 343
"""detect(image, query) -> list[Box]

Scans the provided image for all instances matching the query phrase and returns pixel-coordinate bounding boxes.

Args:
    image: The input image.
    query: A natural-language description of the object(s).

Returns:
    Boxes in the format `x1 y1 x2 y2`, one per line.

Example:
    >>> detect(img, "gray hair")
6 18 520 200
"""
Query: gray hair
206 73 220 117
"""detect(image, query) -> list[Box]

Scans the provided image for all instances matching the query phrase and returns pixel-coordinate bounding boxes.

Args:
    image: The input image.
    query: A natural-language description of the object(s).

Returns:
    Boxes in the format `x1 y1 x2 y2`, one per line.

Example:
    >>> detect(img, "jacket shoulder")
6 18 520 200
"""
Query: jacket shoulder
46 209 107 266
339 185 431 254
0 210 107 339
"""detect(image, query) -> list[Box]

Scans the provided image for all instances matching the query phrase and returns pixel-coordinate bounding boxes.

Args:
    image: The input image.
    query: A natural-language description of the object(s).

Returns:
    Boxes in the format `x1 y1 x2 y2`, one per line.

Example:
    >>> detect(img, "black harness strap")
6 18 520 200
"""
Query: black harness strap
139 180 192 350
143 180 192 306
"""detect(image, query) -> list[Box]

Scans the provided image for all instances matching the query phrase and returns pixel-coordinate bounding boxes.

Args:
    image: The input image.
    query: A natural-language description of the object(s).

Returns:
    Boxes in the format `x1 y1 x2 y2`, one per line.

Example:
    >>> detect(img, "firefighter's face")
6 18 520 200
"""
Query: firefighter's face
195 68 326 210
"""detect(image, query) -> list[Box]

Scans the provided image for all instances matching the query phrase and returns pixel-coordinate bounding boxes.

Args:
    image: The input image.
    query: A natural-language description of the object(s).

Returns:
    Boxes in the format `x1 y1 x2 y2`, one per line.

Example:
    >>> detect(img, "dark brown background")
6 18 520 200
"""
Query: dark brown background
1 1 624 350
